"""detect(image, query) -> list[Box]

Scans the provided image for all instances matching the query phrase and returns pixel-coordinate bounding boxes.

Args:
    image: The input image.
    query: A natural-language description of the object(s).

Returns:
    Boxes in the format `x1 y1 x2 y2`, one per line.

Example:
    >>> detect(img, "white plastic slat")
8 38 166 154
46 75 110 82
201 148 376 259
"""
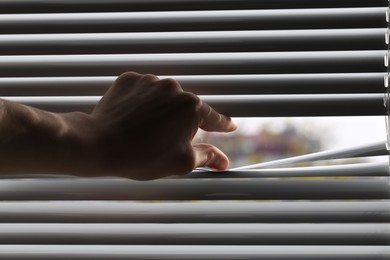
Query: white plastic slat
0 177 388 201
3 163 387 179
3 94 386 116
0 245 388 260
231 142 389 170
191 162 390 177
0 73 385 96
0 201 388 223
0 8 385 34
0 51 384 77
0 0 386 13
0 223 388 245
0 29 385 55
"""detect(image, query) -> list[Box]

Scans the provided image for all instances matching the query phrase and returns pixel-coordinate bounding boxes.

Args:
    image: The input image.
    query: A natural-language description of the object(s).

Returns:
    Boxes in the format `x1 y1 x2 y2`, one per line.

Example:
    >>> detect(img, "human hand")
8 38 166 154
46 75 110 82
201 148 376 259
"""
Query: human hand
77 72 237 180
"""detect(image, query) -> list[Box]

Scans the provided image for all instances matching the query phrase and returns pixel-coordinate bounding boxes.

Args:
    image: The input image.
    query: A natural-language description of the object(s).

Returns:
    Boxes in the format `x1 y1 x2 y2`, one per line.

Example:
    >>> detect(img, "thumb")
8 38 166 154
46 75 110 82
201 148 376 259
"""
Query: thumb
192 143 229 171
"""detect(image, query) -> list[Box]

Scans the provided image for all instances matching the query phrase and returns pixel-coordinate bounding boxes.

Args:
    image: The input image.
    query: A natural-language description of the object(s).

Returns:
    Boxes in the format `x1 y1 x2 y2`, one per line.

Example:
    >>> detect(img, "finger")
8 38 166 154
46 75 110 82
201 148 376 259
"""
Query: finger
157 78 184 92
141 73 160 82
114 71 143 86
192 143 230 171
198 100 237 132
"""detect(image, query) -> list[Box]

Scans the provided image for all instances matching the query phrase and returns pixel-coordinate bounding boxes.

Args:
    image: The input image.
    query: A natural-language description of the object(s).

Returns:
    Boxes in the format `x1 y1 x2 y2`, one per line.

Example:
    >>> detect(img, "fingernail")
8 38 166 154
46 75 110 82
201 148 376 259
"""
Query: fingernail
212 156 229 171
230 120 238 131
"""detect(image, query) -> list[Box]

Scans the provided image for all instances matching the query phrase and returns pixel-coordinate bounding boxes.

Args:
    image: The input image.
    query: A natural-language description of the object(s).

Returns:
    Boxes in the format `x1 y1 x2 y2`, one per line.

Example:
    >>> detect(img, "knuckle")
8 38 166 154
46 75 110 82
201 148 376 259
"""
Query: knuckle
115 71 141 85
157 78 182 91
179 92 201 109
162 77 178 85
141 74 159 82
174 92 202 119
179 93 202 122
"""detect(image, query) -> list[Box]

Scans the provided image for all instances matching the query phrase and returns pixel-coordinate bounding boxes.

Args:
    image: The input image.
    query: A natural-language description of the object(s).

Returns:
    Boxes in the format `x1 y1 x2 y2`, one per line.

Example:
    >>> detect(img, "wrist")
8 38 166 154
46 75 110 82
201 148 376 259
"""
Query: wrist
56 111 103 177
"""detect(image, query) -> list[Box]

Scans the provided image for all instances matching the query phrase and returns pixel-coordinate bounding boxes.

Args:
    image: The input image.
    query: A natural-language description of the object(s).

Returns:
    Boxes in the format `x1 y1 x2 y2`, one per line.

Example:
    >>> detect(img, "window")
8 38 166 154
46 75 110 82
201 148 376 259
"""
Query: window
0 0 389 259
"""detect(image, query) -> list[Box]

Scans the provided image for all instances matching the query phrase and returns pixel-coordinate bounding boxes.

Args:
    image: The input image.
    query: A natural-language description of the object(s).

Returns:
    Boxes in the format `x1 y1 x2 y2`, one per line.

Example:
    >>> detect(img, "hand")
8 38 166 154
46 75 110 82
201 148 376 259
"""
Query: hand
0 72 237 179
78 72 237 180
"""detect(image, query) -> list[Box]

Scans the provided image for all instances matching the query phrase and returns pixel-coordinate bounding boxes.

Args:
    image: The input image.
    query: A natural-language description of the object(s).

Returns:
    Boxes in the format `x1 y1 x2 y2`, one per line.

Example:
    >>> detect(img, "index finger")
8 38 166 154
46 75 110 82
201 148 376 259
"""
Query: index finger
198 100 237 132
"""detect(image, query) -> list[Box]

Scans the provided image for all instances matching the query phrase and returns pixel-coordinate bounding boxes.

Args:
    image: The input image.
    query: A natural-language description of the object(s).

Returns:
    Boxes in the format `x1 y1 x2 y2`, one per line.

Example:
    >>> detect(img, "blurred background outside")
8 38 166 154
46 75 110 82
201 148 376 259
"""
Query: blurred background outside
196 116 387 168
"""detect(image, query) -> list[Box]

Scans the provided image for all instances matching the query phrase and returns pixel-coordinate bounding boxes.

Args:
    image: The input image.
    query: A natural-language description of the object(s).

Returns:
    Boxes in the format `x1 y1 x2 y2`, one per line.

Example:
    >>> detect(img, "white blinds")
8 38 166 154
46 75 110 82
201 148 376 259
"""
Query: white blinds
0 0 389 259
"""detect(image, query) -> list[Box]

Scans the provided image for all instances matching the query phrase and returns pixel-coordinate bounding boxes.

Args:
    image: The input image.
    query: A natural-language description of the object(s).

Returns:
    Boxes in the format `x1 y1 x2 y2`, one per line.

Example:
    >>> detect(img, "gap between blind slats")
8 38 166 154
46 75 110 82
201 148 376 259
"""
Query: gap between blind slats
0 51 385 77
0 73 386 95
0 29 385 55
0 8 385 34
3 94 385 116
0 0 386 13
0 177 388 200
0 201 388 223
0 245 388 260
0 223 388 245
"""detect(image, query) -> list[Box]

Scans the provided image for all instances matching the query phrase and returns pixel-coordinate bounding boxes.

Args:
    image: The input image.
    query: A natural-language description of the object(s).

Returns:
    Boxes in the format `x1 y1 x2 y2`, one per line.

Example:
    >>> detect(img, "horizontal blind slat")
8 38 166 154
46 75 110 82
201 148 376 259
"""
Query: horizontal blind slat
0 0 386 13
0 201 388 223
0 29 385 55
201 94 386 116
0 245 388 260
189 163 390 178
0 177 388 200
0 73 385 96
0 51 384 77
231 142 388 170
0 8 385 34
0 223 388 245
3 163 387 179
3 94 385 116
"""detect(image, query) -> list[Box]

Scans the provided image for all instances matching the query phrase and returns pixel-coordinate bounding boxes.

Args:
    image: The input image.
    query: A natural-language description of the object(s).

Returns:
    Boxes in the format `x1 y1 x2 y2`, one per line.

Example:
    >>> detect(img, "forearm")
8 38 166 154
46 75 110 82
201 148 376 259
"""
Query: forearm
0 99 93 176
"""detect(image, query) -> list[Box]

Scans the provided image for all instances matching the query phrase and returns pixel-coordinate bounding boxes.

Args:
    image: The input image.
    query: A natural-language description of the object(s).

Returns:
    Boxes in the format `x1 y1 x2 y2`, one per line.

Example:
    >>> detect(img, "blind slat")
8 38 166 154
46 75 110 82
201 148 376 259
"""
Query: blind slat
190 162 390 178
0 177 388 200
0 223 388 245
0 201 388 223
231 141 388 170
0 29 385 55
0 73 385 96
0 0 386 13
4 94 385 117
0 8 385 34
3 163 388 179
0 51 384 77
0 245 388 260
